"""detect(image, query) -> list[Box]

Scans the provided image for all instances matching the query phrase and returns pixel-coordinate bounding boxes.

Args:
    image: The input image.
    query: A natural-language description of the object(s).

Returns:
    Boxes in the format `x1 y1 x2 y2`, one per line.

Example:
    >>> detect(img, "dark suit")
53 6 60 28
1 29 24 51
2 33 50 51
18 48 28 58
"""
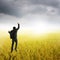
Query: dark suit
9 24 20 52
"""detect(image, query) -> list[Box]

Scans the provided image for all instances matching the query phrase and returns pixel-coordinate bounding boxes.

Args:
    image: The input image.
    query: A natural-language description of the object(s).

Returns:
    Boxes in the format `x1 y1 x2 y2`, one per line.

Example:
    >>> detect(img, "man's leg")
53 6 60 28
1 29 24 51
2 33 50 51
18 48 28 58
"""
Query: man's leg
15 39 17 51
11 40 14 52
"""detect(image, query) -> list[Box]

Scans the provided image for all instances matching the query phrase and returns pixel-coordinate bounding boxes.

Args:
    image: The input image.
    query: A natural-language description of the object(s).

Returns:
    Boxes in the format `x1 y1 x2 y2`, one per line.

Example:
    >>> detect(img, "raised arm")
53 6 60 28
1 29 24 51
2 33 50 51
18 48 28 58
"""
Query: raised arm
16 23 20 30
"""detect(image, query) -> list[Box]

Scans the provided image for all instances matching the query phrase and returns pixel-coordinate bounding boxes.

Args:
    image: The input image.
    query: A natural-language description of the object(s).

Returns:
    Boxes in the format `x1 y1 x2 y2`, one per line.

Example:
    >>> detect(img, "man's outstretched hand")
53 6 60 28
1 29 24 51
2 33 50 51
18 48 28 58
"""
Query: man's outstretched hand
17 23 20 29
8 31 10 33
17 23 20 25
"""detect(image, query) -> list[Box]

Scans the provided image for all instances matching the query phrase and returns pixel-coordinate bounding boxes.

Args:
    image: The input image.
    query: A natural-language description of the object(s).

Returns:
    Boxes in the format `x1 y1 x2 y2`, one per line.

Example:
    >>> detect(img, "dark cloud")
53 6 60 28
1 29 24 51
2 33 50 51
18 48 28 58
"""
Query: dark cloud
29 0 59 8
0 0 60 17
0 0 22 17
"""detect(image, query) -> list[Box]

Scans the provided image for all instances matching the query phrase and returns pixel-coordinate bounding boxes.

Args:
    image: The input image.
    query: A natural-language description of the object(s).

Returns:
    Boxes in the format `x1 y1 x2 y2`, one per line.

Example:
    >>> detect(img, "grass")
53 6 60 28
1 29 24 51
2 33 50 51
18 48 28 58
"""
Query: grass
0 32 60 60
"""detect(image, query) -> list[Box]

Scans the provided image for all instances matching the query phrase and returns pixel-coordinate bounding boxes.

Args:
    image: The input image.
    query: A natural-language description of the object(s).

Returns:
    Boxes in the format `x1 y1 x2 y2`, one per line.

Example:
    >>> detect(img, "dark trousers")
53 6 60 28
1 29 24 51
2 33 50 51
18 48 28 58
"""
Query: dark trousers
11 38 17 52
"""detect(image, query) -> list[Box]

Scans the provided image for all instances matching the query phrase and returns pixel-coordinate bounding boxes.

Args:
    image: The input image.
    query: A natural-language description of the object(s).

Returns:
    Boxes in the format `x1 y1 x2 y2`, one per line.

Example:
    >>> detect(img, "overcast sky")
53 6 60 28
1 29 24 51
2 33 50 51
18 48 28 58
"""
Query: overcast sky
0 0 60 34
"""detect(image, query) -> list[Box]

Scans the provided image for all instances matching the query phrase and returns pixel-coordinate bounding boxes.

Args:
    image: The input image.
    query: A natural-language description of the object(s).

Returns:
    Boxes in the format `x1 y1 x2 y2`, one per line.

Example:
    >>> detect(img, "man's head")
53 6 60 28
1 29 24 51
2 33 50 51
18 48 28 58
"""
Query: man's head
13 27 16 30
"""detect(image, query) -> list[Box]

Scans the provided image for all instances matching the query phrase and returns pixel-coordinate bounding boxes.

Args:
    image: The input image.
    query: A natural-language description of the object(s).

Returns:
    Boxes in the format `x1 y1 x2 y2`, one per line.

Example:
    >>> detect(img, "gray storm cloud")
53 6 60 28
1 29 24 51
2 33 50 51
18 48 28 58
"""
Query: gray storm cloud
0 0 60 17
0 0 60 25
0 0 22 17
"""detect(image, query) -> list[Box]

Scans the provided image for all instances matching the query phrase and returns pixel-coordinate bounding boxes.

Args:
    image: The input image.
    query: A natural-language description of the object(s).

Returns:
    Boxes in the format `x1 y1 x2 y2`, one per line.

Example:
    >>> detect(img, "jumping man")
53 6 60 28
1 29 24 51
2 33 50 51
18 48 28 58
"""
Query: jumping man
8 23 20 52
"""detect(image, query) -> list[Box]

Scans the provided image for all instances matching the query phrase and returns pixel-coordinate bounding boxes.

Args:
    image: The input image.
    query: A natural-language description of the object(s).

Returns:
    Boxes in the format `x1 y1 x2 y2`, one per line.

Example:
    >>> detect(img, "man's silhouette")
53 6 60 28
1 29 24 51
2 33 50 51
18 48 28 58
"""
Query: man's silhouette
8 23 20 52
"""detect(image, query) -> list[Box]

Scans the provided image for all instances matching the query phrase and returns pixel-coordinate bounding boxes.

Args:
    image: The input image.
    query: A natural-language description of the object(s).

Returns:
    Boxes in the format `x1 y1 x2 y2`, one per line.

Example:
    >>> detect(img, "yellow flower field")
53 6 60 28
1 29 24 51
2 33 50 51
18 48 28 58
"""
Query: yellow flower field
0 31 60 60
